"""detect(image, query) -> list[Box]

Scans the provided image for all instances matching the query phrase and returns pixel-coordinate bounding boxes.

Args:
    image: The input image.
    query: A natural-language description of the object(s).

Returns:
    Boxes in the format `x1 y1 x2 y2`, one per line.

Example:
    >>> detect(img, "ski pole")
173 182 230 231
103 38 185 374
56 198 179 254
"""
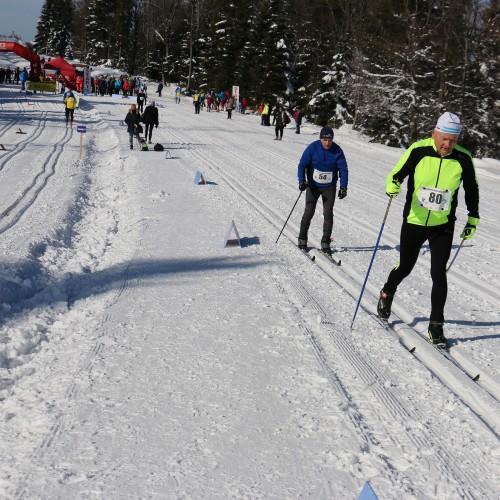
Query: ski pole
350 196 393 330
276 191 303 243
446 238 465 273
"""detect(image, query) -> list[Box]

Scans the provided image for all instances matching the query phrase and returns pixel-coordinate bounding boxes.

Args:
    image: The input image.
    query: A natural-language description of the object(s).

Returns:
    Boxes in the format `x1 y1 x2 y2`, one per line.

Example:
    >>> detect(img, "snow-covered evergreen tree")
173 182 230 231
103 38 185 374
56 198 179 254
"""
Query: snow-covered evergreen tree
202 12 230 90
308 53 352 128
460 0 500 157
57 0 499 158
34 0 74 56
34 0 52 53
249 0 291 102
85 0 109 65
202 0 251 92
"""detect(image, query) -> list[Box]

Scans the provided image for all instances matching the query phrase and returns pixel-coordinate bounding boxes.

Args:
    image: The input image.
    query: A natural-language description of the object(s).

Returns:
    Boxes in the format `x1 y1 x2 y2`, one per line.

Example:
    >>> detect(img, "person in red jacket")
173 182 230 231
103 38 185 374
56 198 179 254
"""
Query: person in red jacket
241 97 248 113
293 107 303 134
123 80 130 97
75 74 83 93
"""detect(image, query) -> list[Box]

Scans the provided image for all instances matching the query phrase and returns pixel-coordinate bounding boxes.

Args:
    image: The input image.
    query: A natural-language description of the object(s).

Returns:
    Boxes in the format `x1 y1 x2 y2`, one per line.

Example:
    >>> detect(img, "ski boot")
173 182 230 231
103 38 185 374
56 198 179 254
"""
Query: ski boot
428 321 447 348
321 236 332 256
377 289 394 321
298 238 307 250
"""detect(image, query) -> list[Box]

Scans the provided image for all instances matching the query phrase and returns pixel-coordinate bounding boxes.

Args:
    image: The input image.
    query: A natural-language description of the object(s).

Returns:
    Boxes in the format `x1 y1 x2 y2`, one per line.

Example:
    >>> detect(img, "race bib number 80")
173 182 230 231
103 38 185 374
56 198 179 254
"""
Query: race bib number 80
418 186 451 211
313 169 333 184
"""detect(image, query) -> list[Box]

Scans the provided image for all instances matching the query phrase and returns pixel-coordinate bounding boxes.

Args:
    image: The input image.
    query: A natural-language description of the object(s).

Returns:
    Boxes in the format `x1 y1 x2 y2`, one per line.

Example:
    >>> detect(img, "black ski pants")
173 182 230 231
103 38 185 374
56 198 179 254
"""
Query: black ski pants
299 185 336 242
383 221 454 322
145 123 154 141
65 108 74 123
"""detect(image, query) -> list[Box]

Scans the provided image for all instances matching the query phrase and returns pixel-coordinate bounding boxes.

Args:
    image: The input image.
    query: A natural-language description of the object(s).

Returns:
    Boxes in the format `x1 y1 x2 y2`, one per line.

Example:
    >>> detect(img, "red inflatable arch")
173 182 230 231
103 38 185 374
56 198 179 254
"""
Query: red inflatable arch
0 41 42 80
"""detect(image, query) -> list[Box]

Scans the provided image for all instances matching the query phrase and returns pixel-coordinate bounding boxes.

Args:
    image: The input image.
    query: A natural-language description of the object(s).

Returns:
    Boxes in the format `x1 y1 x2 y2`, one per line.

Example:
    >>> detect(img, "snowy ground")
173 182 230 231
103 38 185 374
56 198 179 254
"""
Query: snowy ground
1 54 499 499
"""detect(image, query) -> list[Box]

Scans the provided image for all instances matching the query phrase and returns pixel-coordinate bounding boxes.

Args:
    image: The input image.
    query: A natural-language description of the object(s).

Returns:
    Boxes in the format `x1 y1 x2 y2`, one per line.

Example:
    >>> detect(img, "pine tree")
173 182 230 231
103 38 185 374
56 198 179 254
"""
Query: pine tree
85 0 136 68
308 53 352 128
110 0 135 70
350 1 460 147
249 0 291 102
289 0 351 124
34 0 74 56
34 0 53 54
53 0 74 57
201 10 230 90
202 1 251 91
458 0 500 157
85 0 109 65
34 0 499 158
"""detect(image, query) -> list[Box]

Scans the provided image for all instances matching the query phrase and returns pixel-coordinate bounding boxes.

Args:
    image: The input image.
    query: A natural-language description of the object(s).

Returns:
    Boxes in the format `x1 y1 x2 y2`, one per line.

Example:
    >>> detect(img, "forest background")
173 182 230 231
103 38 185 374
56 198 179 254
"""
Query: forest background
24 0 500 158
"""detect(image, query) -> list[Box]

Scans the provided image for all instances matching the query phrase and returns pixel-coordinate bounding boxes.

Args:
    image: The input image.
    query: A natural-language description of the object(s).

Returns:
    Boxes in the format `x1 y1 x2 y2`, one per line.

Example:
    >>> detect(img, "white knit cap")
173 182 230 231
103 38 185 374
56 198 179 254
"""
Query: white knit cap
435 112 462 135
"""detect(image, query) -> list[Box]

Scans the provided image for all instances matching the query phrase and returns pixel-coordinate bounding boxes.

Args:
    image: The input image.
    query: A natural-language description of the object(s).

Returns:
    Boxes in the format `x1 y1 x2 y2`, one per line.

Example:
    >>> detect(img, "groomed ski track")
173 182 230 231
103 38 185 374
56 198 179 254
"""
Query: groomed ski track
168 126 500 435
1 86 499 498
159 116 500 496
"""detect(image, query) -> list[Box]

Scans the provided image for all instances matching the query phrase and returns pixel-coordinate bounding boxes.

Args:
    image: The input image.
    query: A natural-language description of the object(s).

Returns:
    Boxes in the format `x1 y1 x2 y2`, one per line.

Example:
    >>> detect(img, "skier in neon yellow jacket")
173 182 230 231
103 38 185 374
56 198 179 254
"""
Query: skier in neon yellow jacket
377 112 479 348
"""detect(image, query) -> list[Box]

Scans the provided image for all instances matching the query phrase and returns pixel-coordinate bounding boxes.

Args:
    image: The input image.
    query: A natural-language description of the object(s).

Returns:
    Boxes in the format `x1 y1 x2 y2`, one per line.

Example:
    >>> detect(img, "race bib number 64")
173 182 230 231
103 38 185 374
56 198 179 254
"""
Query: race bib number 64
418 186 451 211
312 169 333 184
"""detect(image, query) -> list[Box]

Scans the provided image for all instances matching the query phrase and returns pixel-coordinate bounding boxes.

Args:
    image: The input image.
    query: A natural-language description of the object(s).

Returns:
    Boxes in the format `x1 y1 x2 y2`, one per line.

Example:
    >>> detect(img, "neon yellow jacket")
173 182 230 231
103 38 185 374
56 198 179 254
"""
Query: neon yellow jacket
387 138 479 227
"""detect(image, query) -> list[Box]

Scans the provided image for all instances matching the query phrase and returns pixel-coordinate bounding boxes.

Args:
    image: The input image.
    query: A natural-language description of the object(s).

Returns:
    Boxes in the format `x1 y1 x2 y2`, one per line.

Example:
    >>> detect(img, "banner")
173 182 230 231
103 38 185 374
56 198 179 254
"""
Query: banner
83 66 92 94
27 82 57 93
232 85 240 104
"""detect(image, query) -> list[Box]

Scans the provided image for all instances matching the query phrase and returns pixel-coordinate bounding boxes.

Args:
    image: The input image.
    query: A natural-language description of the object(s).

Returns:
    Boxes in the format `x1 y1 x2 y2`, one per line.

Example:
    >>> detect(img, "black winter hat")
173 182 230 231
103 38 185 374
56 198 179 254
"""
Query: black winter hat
320 127 334 139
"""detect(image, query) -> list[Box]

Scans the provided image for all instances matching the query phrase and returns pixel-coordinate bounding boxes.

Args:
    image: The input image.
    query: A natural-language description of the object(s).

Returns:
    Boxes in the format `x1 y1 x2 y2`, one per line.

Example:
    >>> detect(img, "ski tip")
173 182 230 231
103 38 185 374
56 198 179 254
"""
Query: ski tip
472 373 480 382
311 255 316 261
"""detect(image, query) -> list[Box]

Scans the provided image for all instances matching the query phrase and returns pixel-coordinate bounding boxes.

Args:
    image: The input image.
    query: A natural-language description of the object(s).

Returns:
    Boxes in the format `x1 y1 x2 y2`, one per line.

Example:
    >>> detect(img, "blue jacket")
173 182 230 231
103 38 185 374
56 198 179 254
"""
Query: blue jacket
297 140 348 189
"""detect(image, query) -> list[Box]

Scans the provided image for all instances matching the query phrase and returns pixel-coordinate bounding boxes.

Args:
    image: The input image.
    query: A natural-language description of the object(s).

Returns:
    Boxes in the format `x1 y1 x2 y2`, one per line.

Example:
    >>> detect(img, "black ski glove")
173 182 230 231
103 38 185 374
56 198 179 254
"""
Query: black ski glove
338 187 347 199
299 180 308 191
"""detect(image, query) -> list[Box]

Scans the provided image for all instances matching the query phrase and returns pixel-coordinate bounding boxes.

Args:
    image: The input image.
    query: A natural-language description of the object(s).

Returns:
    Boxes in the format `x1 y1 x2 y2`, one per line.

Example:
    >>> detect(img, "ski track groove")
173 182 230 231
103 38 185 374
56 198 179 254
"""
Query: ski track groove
166 127 499 397
5 95 496 498
0 127 74 232
0 110 50 173
271 264 493 496
382 305 500 402
267 272 419 495
166 125 500 307
10 110 143 499
0 97 26 137
5 110 115 492
162 123 500 470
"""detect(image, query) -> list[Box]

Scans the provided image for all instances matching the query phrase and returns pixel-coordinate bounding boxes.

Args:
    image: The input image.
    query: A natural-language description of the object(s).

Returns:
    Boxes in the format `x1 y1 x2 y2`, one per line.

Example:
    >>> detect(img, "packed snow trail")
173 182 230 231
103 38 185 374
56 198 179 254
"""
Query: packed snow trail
0 84 499 498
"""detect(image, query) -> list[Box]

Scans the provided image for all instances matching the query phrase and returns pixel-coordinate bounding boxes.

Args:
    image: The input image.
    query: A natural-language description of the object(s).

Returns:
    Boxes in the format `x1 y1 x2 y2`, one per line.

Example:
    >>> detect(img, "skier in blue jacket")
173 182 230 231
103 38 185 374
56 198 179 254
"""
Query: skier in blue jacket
297 126 349 254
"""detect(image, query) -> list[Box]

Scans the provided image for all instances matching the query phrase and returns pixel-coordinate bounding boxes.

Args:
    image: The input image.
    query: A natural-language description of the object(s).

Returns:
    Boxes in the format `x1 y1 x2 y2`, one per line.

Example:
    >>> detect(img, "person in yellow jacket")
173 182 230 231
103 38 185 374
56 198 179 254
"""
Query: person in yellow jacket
262 102 270 126
377 112 480 348
193 92 200 114
63 90 78 126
